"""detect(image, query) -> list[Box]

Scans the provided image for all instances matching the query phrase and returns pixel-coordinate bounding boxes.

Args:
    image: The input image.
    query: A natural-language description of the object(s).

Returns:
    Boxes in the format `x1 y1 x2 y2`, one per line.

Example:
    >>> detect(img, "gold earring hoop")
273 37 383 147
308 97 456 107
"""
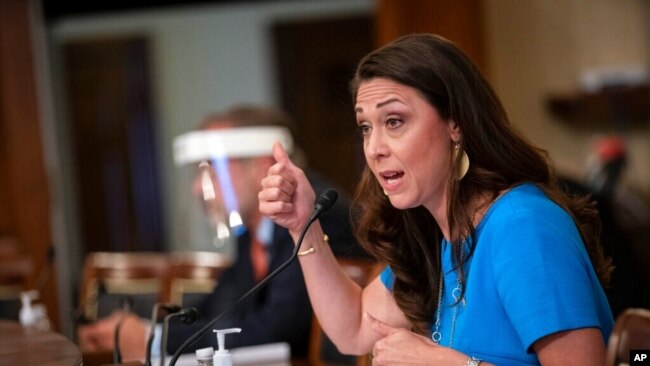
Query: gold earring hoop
453 142 470 180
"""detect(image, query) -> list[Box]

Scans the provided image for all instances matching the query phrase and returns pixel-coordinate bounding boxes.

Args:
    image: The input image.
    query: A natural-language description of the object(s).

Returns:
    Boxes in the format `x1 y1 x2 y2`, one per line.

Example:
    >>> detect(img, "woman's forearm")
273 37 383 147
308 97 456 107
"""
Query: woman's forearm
291 221 376 354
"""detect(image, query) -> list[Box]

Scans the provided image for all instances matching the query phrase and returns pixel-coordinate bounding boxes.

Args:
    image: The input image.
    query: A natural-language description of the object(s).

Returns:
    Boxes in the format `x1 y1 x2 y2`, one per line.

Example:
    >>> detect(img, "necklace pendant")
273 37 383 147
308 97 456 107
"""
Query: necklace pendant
452 286 462 302
431 331 441 343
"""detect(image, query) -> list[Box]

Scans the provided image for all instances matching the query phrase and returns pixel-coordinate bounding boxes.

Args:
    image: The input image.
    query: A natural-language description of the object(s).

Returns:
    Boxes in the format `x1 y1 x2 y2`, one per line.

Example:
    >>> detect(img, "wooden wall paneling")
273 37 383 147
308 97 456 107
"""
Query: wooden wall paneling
0 63 9 232
0 0 58 329
375 0 487 71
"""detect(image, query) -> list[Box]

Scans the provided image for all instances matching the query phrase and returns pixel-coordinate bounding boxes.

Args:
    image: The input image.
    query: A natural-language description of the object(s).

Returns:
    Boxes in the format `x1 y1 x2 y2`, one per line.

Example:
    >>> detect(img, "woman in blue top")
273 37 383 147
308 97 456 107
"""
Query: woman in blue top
259 34 613 365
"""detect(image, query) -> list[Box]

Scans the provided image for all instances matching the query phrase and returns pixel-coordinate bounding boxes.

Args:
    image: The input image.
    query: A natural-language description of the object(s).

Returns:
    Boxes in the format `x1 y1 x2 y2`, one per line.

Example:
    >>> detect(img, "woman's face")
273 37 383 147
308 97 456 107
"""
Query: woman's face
355 77 459 213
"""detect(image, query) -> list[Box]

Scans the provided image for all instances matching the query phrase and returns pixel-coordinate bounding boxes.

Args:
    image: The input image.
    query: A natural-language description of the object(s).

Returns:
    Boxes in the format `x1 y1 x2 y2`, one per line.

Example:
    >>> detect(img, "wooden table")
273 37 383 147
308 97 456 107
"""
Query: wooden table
0 320 82 365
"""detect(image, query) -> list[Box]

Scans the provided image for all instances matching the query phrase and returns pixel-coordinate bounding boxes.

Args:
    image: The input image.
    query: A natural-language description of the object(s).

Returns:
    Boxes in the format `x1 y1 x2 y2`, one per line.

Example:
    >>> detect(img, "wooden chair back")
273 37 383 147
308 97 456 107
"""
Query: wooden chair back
0 236 33 320
78 252 169 321
162 251 233 306
607 307 650 366
0 256 33 289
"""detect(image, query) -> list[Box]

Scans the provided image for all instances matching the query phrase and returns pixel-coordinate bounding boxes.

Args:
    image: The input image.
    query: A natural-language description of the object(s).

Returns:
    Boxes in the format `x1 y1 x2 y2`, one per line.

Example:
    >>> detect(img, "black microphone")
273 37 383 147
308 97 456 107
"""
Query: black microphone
310 188 339 221
145 303 183 366
176 306 200 325
161 307 200 366
168 188 339 366
113 296 134 364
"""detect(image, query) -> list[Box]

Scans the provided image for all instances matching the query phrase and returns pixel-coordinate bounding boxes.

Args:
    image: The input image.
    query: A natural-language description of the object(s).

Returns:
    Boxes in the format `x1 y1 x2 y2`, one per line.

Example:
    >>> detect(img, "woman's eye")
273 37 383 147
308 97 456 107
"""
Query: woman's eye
358 124 371 136
386 118 403 128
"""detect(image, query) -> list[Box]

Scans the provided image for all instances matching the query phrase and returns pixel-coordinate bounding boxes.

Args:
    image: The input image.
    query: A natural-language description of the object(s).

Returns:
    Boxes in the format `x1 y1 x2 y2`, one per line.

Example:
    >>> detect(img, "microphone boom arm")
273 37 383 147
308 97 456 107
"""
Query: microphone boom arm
168 189 337 366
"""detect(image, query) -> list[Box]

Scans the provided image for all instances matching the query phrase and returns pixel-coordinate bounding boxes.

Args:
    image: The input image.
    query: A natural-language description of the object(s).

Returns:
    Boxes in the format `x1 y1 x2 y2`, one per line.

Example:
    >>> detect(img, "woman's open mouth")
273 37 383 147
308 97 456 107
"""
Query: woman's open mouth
381 170 404 187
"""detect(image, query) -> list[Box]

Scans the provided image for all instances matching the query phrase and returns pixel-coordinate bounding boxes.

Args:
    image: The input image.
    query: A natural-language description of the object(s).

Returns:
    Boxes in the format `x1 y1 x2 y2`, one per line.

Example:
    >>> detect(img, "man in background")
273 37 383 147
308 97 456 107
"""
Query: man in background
77 105 366 361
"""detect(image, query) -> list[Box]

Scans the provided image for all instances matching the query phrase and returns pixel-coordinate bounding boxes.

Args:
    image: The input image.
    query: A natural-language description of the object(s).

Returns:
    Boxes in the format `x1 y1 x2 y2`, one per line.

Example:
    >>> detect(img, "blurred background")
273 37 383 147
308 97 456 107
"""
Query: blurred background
0 0 648 340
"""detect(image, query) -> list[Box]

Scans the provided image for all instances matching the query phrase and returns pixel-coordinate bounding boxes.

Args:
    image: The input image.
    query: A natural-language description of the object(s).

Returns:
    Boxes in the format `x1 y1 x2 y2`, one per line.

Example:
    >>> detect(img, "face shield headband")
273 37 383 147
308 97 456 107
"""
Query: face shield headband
173 126 294 164
173 126 294 240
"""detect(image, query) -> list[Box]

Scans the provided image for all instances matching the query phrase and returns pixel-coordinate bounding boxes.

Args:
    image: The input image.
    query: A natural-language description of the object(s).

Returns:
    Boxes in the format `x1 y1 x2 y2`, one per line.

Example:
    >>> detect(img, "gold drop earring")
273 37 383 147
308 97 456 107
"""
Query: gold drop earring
453 142 470 180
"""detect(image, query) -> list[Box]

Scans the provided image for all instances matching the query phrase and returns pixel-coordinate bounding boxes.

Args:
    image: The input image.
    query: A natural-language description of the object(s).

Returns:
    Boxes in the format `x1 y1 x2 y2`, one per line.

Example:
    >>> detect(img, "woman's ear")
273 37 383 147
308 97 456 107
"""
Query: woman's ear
447 119 462 141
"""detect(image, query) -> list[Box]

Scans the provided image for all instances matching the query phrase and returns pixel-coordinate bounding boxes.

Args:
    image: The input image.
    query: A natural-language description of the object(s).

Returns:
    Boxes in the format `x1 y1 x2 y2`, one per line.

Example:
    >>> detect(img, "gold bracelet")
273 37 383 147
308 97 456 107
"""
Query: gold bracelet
297 234 328 256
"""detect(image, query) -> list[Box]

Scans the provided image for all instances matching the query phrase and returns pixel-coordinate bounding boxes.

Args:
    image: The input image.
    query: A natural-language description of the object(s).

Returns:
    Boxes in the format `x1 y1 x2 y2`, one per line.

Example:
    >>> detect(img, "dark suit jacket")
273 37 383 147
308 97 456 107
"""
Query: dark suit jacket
166 175 366 357
166 226 311 357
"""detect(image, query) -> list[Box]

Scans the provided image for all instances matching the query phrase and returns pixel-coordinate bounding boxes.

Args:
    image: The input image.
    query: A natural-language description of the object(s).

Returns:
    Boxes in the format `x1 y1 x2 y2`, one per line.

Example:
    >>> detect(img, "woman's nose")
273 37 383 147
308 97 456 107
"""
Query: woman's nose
366 129 388 160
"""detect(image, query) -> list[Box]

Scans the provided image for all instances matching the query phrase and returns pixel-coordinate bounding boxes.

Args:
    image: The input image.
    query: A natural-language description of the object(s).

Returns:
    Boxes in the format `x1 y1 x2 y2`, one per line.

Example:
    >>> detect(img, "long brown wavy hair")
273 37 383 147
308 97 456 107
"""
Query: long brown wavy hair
349 34 613 336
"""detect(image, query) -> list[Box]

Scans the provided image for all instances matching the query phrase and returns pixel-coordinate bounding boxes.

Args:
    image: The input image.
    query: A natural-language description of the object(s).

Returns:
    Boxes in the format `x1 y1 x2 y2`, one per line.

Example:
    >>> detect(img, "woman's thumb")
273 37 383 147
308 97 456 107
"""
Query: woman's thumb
364 312 398 337
272 141 291 164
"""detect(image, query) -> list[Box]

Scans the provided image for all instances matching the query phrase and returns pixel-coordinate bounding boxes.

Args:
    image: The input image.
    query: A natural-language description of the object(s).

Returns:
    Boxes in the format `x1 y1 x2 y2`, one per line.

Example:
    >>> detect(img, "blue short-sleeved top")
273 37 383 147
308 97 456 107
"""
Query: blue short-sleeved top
380 183 613 365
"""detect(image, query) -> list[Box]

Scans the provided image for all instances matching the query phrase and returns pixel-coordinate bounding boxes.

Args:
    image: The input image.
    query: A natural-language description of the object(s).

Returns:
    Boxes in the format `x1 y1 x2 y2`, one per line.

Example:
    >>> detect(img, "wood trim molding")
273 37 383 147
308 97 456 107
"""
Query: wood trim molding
375 0 487 71
0 0 57 329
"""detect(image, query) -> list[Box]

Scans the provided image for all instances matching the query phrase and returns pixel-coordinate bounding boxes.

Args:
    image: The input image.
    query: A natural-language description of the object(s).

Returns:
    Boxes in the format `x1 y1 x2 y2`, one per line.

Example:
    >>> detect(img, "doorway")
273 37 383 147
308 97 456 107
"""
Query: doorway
62 37 165 256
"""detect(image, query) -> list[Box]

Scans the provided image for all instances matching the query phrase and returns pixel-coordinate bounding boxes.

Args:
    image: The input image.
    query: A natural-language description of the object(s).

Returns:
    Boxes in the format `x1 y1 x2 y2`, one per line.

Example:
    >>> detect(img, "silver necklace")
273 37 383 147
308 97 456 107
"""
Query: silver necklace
431 269 465 348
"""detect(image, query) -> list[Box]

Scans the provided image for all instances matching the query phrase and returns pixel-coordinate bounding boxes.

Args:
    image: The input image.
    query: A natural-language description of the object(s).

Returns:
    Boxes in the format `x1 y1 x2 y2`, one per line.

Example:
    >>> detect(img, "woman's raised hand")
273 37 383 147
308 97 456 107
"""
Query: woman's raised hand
259 142 316 236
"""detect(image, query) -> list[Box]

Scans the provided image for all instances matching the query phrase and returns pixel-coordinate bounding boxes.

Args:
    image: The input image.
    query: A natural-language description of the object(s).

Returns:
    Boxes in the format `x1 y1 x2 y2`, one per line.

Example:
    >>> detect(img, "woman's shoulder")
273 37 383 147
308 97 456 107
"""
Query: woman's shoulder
479 182 575 236
476 182 588 259
491 182 564 217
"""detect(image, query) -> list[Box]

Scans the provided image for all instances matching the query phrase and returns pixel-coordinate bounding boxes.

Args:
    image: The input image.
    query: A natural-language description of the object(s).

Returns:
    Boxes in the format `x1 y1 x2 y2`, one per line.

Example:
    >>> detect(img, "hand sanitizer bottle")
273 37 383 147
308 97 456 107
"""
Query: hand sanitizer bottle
19 290 50 330
195 346 214 366
212 328 241 366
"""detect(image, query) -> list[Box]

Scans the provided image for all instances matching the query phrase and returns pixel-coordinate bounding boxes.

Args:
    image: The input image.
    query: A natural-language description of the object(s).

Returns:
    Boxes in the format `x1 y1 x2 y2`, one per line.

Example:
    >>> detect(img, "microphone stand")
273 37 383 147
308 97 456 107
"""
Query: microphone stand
167 189 338 366
146 304 182 366
160 308 199 366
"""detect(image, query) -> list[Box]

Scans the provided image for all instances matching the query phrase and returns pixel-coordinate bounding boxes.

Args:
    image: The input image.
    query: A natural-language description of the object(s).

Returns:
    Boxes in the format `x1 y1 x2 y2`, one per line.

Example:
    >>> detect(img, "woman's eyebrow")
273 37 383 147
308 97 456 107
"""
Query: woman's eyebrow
355 98 402 113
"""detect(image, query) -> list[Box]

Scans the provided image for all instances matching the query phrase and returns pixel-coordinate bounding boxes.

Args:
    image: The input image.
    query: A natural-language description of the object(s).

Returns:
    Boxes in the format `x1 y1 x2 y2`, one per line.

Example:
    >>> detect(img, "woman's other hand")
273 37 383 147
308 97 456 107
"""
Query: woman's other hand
366 312 476 365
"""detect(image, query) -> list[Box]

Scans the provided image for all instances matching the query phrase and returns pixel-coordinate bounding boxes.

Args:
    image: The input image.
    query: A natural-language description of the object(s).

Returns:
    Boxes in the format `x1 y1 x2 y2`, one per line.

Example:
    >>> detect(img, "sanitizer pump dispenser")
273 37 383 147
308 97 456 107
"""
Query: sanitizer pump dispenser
19 290 50 330
212 328 241 366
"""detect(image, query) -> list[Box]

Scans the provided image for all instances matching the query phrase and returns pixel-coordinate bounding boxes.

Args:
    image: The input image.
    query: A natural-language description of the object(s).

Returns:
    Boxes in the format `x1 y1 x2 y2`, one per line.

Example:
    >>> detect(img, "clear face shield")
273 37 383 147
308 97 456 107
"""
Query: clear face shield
172 126 293 261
